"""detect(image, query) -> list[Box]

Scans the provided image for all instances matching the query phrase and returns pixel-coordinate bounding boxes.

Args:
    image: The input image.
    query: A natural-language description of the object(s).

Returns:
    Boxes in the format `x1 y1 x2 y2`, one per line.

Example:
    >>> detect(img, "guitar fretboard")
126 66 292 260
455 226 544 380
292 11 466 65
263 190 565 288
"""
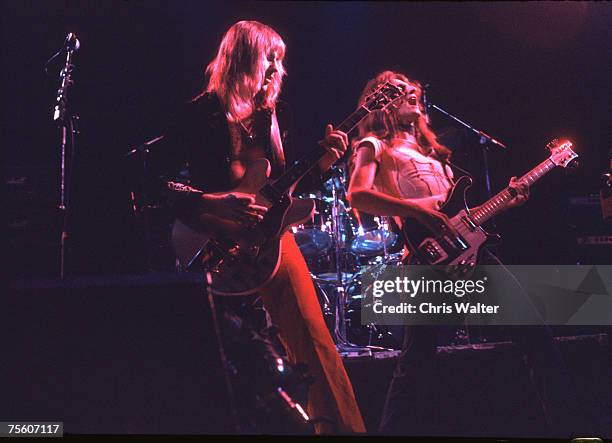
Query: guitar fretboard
470 158 557 226
270 105 371 195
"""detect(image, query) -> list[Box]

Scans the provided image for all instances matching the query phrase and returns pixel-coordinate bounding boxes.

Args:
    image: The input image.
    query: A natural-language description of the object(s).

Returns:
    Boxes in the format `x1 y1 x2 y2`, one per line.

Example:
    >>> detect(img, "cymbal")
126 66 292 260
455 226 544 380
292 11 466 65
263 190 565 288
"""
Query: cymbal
312 272 354 283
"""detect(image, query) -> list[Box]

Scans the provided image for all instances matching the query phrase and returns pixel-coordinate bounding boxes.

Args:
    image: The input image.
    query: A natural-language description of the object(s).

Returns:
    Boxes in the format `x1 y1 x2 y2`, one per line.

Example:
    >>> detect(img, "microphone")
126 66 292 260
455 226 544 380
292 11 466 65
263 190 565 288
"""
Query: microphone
53 33 80 122
64 32 80 51
421 83 431 124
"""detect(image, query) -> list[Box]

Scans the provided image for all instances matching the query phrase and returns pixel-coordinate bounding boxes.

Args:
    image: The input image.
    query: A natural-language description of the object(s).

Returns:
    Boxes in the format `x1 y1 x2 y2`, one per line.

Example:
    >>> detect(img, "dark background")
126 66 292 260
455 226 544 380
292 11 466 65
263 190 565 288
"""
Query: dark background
3 1 611 278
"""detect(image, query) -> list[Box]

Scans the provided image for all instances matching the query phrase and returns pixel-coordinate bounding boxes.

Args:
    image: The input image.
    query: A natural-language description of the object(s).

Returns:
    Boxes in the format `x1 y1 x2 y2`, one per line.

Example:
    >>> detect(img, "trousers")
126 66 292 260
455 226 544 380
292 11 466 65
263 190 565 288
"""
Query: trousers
259 232 366 434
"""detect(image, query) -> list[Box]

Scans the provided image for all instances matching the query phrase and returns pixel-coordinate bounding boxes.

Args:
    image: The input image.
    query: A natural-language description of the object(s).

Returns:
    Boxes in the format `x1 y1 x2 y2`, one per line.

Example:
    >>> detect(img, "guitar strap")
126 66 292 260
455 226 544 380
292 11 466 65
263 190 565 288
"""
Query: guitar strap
443 159 473 184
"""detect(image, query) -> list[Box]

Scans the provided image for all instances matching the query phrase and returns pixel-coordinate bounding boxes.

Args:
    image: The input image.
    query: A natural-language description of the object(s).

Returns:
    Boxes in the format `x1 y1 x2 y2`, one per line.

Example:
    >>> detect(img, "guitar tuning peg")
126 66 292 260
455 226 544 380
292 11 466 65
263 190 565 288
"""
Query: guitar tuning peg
546 138 559 150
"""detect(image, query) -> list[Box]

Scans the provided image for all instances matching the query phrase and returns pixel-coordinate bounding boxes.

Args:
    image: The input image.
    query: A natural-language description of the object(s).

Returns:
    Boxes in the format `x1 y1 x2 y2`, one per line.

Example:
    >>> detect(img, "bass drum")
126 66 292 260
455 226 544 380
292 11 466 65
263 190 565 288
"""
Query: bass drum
344 271 492 348
343 272 403 350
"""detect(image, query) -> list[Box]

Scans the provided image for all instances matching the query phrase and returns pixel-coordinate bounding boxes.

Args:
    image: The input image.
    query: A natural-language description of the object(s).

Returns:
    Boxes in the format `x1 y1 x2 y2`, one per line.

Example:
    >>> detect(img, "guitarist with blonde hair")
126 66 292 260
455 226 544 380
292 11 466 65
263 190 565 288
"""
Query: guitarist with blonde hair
159 21 364 433
347 71 584 437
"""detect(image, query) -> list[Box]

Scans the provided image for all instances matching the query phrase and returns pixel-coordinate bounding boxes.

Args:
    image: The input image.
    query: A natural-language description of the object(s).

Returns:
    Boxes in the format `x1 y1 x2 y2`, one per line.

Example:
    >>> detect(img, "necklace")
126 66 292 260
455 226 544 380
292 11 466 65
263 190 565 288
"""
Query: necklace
238 120 255 141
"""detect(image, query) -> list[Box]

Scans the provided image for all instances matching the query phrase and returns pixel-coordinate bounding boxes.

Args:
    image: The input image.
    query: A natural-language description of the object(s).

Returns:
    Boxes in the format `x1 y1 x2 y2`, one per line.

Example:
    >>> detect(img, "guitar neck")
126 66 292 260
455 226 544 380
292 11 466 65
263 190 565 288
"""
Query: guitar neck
268 106 371 195
469 157 558 226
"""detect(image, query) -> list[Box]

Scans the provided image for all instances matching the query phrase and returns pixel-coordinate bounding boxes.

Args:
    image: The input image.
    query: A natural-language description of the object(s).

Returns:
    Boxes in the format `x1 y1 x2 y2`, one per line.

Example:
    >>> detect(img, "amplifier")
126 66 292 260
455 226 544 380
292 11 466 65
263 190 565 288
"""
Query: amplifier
576 235 612 246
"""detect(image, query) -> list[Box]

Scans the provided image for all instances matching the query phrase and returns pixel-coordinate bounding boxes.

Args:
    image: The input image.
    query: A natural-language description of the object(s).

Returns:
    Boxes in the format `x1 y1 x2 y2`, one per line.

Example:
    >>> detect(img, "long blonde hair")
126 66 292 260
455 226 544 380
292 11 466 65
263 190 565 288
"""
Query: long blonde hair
354 70 451 162
200 20 286 122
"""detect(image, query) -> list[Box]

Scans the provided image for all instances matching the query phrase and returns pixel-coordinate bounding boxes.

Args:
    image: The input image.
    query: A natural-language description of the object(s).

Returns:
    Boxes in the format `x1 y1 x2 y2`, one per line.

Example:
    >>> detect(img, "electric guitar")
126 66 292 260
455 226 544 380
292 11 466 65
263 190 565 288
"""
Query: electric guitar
399 139 578 269
171 81 407 295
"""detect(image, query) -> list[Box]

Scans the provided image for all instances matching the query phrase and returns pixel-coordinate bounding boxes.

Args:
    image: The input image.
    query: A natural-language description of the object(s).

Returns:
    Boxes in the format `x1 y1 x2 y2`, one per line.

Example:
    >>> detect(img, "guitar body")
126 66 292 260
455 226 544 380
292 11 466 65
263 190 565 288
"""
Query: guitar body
171 158 316 296
401 176 496 268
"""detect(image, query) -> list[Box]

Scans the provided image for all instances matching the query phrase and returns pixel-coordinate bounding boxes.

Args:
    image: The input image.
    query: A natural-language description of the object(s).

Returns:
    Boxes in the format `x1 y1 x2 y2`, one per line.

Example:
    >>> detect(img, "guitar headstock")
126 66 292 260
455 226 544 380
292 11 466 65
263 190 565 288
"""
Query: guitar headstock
363 81 407 113
546 139 578 168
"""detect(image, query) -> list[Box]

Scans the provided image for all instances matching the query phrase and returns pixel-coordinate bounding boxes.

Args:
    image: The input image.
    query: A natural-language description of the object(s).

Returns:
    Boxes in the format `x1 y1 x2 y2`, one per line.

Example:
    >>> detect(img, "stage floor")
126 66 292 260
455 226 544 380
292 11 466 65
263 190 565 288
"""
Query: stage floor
6 274 612 437
343 334 611 437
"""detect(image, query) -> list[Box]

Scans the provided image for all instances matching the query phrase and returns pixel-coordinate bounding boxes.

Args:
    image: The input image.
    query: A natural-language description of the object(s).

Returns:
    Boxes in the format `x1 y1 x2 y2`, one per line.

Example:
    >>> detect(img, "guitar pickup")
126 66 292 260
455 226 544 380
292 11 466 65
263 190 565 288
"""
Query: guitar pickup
260 184 282 203
450 234 469 251
460 215 477 231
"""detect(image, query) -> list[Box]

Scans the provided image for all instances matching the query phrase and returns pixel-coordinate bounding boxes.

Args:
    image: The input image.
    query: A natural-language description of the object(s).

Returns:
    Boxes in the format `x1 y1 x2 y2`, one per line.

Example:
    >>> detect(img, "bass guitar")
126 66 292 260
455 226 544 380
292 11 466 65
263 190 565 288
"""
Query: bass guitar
399 139 578 269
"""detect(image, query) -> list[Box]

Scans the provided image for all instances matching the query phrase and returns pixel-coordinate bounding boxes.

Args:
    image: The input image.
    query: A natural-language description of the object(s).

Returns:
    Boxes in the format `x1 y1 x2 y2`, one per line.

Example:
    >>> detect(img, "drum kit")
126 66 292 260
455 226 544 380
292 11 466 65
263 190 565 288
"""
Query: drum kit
138 164 470 352
292 166 405 352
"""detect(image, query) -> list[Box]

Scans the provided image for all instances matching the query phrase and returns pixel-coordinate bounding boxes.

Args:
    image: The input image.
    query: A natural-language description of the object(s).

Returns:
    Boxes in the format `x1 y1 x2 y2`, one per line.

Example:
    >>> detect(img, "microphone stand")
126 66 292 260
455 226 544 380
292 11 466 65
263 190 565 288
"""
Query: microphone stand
124 135 166 213
426 101 507 198
124 135 166 158
52 34 80 279
425 98 508 346
124 135 166 271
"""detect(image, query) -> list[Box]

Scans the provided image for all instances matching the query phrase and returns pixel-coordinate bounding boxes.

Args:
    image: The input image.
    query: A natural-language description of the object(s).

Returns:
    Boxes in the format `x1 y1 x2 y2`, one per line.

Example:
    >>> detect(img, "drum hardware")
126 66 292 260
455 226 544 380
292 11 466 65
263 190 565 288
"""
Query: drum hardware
312 274 335 318
326 164 356 350
291 165 408 352
318 165 403 353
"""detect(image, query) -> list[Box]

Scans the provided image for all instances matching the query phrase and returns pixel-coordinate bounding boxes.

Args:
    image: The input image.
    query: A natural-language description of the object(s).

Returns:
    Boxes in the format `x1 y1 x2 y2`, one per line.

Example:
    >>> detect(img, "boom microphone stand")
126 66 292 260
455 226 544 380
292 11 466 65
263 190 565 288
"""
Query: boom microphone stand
425 99 508 198
50 33 81 278
425 89 508 345
124 135 166 271
424 88 508 255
